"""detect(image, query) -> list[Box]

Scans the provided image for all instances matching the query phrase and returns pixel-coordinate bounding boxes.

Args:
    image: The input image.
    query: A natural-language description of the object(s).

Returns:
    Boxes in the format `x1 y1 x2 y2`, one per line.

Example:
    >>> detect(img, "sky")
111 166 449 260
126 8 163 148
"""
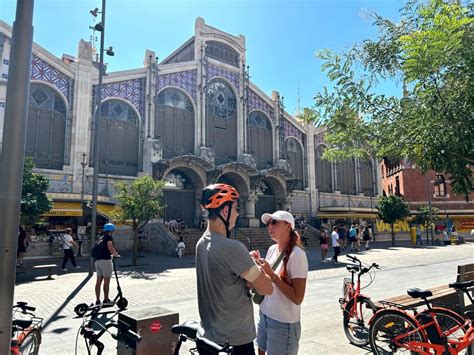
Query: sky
1 0 404 115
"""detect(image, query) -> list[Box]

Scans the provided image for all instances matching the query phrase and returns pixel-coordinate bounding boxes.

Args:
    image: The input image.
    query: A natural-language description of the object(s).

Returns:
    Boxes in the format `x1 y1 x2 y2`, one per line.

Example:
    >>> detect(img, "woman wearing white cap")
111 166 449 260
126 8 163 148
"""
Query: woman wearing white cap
251 210 308 355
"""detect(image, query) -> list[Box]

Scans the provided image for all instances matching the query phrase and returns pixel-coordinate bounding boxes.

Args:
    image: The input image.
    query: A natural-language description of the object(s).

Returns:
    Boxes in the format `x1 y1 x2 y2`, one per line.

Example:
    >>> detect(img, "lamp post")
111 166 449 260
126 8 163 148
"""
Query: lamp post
89 0 114 275
80 153 87 201
425 173 434 246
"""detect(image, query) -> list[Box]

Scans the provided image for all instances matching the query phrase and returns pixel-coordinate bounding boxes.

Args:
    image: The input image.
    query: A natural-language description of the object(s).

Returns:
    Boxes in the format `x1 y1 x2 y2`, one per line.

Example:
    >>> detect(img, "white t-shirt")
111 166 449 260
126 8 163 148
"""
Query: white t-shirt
260 244 308 323
331 231 340 247
61 234 74 250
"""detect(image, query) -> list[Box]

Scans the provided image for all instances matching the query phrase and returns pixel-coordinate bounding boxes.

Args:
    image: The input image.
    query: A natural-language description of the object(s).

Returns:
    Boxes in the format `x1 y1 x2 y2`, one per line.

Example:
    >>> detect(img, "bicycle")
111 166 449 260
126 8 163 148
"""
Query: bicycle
75 304 141 355
10 302 43 355
339 254 380 346
171 320 233 354
369 280 474 354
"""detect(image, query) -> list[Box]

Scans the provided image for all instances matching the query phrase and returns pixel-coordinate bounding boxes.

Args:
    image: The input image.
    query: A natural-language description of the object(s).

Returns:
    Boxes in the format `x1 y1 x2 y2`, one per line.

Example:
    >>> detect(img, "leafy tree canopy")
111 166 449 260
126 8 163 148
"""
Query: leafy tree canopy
311 0 473 197
377 195 410 225
21 157 52 227
412 205 440 228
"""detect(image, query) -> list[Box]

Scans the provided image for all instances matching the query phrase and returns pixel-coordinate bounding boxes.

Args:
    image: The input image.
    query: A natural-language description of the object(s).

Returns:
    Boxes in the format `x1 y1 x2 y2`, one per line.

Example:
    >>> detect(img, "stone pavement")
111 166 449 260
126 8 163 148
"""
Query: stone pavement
12 240 474 354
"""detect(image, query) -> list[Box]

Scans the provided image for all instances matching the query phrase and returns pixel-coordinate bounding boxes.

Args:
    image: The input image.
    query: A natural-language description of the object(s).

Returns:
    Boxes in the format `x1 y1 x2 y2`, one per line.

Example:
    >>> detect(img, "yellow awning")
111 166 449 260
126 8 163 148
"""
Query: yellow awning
43 201 83 217
317 212 378 219
97 203 121 221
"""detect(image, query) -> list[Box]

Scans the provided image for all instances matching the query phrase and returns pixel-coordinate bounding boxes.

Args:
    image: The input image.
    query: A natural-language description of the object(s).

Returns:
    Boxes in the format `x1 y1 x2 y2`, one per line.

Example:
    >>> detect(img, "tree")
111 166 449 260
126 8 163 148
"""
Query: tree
312 0 473 198
412 205 440 244
377 195 410 246
20 158 52 227
113 176 165 266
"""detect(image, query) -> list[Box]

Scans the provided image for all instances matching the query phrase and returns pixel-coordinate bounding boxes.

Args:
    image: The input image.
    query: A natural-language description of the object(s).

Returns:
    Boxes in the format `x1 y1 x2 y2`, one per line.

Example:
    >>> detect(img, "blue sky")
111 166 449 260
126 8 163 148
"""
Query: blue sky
1 0 403 115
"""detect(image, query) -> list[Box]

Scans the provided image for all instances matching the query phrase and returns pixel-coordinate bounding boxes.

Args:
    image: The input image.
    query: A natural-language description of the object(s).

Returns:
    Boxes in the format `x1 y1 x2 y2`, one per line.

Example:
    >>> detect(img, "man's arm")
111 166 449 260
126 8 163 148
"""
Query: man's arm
107 240 119 257
241 265 273 295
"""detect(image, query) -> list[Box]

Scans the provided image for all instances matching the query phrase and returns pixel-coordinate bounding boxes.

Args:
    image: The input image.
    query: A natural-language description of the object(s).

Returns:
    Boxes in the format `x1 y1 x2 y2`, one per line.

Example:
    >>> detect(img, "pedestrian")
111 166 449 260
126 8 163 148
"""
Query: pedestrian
416 225 423 246
16 226 28 267
94 223 120 306
442 229 451 246
337 225 347 250
196 184 273 355
331 226 341 263
362 225 371 250
319 227 329 261
176 234 185 258
255 211 308 355
60 228 80 271
348 224 358 251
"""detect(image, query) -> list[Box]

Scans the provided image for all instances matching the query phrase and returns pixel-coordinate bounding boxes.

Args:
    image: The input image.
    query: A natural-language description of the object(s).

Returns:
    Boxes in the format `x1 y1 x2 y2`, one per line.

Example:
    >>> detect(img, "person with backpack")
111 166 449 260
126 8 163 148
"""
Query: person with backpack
94 223 119 306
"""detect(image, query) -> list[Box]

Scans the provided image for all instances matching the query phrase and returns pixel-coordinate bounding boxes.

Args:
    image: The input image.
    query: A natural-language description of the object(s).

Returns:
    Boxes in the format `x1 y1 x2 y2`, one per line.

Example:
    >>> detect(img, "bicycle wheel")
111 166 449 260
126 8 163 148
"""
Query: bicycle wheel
343 297 376 346
416 308 469 354
19 328 41 355
369 310 427 354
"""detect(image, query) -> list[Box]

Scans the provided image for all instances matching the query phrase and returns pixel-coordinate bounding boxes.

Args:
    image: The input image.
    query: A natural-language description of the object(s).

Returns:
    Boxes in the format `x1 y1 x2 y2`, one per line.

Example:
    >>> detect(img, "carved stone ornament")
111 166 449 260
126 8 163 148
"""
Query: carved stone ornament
153 161 169 180
150 138 162 164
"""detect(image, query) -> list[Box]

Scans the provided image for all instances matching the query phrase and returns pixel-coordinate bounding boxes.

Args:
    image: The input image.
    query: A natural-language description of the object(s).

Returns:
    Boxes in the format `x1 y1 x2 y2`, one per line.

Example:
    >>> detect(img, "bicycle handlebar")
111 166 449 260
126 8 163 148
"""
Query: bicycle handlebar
14 302 36 313
196 337 232 354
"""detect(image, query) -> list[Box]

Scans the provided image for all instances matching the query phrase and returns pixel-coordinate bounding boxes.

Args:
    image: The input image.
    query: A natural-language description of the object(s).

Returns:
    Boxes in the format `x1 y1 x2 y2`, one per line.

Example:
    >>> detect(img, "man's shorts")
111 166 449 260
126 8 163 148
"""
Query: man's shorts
95 259 113 278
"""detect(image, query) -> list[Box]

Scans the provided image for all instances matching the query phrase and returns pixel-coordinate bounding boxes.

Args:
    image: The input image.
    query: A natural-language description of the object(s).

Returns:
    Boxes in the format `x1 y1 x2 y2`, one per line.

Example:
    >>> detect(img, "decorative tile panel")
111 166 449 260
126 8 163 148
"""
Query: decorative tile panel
207 63 240 91
31 55 72 98
157 70 197 103
249 90 274 123
93 77 146 118
314 132 326 146
46 174 73 193
282 118 304 143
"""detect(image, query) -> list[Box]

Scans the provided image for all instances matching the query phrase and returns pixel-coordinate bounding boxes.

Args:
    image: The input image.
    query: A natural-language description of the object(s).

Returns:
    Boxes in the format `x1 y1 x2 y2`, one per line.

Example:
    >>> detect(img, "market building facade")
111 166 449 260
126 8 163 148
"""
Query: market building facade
0 18 378 234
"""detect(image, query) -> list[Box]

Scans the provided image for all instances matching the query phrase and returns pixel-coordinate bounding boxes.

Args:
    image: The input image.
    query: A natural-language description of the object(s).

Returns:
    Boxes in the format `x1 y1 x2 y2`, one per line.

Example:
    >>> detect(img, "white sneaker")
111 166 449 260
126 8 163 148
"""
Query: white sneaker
74 266 81 269
61 268 68 271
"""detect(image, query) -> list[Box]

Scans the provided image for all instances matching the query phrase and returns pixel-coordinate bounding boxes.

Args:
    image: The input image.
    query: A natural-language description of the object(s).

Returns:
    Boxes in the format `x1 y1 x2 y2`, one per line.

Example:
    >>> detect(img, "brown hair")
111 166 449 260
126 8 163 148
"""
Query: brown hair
279 228 304 282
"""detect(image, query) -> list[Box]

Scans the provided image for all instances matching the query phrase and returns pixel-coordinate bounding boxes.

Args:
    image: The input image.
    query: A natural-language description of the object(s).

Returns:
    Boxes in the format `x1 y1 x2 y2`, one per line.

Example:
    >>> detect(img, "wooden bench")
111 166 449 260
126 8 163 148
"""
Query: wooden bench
30 264 58 280
375 263 474 311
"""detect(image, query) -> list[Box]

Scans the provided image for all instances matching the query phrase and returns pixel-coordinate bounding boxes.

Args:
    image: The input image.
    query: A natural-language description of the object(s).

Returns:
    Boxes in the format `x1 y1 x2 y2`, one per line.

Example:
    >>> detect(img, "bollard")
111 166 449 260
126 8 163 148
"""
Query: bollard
117 306 179 355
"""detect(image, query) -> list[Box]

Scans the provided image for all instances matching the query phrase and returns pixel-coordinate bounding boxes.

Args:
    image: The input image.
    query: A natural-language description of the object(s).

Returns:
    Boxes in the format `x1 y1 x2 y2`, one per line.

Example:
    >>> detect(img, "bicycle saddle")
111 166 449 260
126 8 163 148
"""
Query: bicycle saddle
464 310 474 320
171 320 200 339
449 280 474 290
407 288 432 299
12 319 32 330
346 265 359 272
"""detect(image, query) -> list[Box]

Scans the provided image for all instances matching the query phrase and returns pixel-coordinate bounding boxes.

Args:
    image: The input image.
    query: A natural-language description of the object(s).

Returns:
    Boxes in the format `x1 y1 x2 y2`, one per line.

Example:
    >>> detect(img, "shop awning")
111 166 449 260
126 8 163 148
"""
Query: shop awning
97 203 120 221
43 201 83 217
317 212 378 219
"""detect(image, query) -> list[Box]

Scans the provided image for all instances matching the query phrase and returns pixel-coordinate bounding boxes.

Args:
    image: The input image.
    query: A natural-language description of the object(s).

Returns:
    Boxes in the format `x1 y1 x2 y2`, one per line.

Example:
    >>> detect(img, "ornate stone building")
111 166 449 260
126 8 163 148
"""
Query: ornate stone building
0 18 378 228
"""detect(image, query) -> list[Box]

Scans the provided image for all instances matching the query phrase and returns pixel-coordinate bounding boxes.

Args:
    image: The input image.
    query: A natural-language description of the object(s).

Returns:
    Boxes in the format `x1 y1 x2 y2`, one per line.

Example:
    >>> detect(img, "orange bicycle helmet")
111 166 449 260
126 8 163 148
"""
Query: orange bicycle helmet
201 183 240 209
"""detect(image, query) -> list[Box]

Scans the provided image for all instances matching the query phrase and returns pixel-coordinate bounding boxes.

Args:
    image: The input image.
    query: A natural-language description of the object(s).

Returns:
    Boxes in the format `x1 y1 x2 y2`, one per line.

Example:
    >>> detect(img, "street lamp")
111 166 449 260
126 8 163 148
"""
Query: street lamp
80 153 87 201
425 173 434 246
89 0 114 275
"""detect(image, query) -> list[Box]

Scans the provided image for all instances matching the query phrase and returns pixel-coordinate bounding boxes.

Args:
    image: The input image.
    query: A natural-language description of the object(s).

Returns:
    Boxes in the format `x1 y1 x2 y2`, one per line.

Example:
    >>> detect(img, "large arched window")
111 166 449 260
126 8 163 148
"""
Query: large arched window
155 88 194 159
315 145 332 192
206 79 237 165
206 41 239 67
359 159 375 196
26 83 67 170
98 99 139 176
336 158 356 194
248 111 272 169
285 138 304 190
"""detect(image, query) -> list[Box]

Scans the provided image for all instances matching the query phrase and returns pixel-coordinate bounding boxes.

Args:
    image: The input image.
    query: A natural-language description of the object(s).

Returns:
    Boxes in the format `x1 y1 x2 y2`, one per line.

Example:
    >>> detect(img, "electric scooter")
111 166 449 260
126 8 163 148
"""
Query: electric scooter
74 256 128 317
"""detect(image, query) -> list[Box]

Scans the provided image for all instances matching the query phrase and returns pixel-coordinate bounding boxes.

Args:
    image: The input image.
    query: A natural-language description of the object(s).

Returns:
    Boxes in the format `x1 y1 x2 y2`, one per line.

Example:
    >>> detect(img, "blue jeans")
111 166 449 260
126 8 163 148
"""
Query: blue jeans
256 311 301 355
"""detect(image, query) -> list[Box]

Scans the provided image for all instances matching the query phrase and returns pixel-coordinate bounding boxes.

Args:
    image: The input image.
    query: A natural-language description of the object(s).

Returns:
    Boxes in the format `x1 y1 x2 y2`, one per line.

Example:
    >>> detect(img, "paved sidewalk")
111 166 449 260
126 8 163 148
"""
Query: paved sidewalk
13 240 474 354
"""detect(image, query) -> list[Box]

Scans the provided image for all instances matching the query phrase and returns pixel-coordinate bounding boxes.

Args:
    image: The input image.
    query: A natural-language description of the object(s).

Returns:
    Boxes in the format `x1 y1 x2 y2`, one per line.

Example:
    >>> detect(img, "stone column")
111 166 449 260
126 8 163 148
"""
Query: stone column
71 39 95 195
142 49 157 176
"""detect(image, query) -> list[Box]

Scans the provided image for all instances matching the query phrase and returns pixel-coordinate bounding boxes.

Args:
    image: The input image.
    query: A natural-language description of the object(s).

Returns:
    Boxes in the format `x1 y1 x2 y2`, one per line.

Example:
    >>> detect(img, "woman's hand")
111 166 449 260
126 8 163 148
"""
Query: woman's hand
250 249 260 260
256 259 274 278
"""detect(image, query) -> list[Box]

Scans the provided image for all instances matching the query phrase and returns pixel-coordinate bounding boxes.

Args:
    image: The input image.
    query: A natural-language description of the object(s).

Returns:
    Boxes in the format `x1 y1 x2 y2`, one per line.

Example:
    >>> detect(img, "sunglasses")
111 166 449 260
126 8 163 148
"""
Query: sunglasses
266 220 280 227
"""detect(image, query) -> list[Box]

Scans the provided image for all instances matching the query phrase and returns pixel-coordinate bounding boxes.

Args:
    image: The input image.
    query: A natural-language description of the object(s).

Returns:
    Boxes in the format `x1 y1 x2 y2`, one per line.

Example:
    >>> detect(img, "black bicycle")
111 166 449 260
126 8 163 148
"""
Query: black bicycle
75 305 141 355
171 320 233 354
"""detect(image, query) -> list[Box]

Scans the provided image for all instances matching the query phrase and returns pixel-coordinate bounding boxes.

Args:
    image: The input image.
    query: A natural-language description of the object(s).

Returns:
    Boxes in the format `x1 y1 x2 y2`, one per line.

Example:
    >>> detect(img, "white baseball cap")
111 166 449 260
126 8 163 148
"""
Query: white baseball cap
261 210 295 230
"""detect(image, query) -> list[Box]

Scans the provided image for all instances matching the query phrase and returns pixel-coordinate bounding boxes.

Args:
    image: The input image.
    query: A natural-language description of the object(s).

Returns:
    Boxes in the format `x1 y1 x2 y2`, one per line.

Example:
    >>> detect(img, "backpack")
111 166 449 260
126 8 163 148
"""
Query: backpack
363 229 370 238
91 237 105 260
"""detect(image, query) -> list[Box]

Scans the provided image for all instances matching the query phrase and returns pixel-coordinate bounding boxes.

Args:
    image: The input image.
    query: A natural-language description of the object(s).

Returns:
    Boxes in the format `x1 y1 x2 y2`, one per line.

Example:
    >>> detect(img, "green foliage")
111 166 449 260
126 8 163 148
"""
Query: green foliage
313 0 474 198
377 195 410 224
114 175 165 229
114 175 165 266
20 158 52 227
412 205 440 229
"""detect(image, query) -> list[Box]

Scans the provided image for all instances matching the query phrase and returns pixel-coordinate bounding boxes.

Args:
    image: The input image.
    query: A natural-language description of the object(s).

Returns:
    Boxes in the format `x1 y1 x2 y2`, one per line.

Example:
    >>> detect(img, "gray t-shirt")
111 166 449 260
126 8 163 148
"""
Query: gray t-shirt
195 231 256 346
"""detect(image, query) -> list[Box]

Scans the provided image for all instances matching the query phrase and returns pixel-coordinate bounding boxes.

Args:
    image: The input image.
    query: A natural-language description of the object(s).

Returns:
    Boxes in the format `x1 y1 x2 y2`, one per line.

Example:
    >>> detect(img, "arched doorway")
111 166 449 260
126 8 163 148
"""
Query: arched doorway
162 168 202 227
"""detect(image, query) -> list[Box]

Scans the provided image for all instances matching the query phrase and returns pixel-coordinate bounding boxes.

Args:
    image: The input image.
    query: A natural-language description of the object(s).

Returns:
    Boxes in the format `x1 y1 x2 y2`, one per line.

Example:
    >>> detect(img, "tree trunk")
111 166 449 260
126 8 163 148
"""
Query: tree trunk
425 224 429 244
391 223 395 247
132 223 138 266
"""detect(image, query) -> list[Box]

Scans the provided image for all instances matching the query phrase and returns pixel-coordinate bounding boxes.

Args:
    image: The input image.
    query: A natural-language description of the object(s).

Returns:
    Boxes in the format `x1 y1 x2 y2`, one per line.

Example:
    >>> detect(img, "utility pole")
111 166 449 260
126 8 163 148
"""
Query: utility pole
0 1 34 352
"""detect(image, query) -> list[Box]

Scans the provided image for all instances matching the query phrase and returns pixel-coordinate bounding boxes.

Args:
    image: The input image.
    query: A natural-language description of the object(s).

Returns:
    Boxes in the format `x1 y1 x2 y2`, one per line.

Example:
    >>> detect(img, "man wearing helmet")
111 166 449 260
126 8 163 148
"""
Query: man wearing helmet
196 184 273 354
95 223 120 306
